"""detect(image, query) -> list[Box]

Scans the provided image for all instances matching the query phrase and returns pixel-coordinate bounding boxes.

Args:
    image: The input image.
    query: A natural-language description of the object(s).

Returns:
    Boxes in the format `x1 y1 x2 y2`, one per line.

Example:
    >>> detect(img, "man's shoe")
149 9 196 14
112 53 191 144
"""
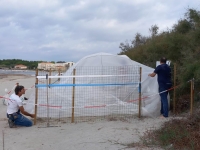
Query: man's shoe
8 119 15 128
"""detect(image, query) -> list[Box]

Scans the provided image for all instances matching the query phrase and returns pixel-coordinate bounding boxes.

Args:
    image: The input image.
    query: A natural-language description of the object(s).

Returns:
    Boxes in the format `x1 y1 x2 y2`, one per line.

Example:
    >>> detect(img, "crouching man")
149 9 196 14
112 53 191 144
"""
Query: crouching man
7 85 35 128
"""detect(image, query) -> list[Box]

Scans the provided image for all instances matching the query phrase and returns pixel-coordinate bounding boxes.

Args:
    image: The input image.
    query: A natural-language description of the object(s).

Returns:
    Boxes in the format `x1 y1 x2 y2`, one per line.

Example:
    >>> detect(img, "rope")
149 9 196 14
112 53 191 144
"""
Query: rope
37 74 139 79
2 84 180 109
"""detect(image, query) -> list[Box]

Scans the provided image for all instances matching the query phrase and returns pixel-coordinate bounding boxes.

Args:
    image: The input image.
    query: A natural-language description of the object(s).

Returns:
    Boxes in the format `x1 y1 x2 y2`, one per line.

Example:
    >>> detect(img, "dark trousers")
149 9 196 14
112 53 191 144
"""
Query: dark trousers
159 83 171 117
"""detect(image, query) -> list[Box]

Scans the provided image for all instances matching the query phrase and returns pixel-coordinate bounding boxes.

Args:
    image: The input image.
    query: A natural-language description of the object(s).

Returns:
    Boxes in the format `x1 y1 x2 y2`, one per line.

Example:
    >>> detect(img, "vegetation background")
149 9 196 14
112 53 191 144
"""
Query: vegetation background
118 8 200 149
119 8 200 113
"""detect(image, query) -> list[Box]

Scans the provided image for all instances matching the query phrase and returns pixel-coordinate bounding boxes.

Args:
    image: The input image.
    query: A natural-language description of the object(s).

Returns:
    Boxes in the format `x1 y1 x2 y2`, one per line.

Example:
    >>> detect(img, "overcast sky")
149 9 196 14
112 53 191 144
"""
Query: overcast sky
0 0 199 62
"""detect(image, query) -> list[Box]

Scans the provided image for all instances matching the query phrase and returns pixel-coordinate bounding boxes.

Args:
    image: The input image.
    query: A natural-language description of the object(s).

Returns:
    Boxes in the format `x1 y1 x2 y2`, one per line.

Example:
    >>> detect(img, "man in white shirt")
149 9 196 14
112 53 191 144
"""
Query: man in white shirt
7 85 35 128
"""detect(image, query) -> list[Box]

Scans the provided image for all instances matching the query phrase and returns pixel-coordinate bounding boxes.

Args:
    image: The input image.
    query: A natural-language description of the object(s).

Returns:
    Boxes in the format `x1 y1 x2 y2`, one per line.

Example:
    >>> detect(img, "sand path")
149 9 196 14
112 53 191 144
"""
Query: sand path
0 75 166 150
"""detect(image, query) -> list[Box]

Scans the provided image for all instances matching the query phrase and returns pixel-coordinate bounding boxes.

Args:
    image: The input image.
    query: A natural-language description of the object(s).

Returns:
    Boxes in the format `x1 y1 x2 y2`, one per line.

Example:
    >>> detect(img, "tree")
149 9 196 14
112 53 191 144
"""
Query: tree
185 8 200 29
56 61 66 63
131 33 147 47
119 40 132 52
172 19 192 34
149 24 159 37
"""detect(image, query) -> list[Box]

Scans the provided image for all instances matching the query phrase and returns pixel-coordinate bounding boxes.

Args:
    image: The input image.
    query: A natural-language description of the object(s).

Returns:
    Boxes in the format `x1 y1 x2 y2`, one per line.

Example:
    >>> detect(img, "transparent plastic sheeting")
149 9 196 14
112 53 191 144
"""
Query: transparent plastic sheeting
25 53 163 118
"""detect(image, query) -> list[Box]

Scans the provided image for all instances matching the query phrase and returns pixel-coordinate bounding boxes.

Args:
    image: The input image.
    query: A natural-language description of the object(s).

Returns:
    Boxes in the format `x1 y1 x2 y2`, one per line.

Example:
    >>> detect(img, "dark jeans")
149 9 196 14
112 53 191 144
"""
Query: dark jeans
7 113 32 127
159 83 172 117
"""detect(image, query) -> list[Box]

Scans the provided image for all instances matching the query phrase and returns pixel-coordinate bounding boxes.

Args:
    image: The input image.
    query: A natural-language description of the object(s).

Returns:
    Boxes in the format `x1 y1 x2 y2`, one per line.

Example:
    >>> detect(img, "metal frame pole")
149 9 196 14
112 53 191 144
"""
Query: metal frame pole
138 67 142 118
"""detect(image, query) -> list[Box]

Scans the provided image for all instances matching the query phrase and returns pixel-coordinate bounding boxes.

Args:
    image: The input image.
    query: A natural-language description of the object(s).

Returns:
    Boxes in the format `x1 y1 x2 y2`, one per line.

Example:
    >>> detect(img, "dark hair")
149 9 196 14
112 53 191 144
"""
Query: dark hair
160 57 167 63
15 85 24 95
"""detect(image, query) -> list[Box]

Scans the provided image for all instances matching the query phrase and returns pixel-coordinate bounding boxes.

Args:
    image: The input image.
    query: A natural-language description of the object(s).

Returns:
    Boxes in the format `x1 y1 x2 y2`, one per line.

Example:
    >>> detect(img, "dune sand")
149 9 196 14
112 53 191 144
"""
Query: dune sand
0 74 168 150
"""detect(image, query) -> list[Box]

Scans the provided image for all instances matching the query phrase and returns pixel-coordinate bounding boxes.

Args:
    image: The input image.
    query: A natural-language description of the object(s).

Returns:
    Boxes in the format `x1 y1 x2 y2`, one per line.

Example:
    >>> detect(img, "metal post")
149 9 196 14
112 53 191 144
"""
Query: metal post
2 130 4 150
138 67 142 118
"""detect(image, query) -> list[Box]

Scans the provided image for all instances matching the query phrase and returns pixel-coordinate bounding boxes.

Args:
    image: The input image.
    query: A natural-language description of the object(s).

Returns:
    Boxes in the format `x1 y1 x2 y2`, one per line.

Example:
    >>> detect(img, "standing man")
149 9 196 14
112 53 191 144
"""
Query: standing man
7 85 35 128
148 57 172 118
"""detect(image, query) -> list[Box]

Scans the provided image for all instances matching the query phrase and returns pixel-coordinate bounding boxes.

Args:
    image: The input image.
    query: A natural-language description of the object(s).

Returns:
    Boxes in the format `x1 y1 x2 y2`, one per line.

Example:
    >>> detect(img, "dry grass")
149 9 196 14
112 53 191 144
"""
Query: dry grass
121 97 200 150
139 107 200 150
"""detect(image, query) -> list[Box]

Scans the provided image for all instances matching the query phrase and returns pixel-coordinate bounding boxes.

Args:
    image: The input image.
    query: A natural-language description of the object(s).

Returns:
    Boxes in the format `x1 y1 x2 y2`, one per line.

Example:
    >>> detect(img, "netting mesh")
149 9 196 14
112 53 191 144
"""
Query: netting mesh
25 53 161 123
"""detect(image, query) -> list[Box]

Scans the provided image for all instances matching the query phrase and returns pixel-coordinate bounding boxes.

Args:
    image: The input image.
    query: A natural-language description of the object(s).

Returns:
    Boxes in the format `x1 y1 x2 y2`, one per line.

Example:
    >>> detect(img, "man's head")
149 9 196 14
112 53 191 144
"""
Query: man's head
160 57 167 64
15 85 25 96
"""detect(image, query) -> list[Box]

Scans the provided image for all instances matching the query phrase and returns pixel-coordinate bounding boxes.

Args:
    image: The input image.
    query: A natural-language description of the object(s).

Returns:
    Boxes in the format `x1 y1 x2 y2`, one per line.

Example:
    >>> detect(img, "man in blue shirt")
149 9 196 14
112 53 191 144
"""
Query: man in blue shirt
148 57 172 118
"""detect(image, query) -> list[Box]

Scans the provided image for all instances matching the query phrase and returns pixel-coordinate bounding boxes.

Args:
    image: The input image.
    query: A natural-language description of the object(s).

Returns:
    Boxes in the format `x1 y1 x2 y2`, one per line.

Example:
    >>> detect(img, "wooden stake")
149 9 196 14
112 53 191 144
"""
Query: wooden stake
58 69 61 81
190 79 194 115
34 69 38 125
71 69 76 123
49 69 51 85
46 74 49 127
173 63 176 114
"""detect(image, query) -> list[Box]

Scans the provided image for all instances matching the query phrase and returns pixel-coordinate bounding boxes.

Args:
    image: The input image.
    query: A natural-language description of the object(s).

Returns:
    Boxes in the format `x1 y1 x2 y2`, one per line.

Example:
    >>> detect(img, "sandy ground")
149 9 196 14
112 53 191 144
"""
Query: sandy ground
0 74 169 150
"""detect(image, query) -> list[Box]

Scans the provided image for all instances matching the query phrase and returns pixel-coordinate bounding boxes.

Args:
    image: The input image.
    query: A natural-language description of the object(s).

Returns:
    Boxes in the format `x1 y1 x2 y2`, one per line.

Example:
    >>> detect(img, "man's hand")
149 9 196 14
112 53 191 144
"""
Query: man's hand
148 72 156 77
19 106 35 118
30 114 35 118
